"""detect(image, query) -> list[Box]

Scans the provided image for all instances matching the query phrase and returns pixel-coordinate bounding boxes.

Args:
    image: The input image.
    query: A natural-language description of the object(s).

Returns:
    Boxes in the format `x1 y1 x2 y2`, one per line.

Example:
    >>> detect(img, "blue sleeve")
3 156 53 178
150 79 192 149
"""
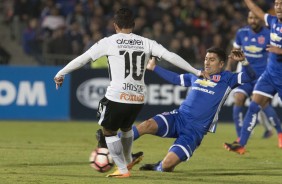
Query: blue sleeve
228 64 256 89
265 14 274 27
153 66 191 86
241 64 257 83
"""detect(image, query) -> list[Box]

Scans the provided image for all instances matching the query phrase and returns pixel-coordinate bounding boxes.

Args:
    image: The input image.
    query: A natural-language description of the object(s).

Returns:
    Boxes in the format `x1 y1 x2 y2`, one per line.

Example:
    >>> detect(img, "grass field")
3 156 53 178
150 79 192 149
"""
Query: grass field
0 121 281 184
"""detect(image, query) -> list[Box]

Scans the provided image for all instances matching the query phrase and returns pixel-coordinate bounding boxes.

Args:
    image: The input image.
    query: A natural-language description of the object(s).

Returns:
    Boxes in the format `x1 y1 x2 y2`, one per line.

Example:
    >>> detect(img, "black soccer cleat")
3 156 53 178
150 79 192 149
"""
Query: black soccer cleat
127 151 144 170
139 161 161 171
96 129 107 148
224 141 246 155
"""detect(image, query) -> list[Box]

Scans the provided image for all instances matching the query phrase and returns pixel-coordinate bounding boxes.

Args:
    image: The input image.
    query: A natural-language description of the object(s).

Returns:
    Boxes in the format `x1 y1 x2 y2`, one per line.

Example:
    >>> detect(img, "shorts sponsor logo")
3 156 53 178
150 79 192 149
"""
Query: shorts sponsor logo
76 78 109 109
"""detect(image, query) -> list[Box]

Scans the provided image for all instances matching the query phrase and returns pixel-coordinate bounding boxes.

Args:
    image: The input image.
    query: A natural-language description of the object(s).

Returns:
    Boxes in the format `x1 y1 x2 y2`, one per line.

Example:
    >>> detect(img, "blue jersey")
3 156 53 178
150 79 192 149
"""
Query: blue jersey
234 26 270 76
153 65 256 133
265 14 282 78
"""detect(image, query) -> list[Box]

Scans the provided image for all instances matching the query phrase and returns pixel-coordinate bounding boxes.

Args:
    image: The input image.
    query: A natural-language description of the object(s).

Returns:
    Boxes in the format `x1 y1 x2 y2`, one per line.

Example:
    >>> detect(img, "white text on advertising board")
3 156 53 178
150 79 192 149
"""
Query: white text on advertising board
0 80 47 106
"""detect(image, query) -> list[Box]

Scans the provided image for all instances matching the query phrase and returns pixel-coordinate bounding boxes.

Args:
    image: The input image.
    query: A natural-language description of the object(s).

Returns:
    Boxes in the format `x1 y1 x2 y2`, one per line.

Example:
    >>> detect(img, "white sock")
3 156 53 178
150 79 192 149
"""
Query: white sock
121 130 133 164
105 135 128 174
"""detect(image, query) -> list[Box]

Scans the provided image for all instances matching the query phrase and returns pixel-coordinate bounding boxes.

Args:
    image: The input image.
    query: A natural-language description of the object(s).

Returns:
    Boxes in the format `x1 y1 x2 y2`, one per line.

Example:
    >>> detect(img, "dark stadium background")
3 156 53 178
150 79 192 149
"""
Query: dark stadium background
1 0 281 121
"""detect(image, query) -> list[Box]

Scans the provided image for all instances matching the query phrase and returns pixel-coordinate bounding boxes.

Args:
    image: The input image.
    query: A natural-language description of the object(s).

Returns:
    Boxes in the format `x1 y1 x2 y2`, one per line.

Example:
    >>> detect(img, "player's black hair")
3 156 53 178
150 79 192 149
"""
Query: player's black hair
114 8 135 29
206 47 227 62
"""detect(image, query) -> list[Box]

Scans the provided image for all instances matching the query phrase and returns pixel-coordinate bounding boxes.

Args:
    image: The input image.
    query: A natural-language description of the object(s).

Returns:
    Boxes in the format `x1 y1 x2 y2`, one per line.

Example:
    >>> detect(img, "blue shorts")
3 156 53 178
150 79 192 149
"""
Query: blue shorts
233 80 257 97
152 109 205 161
253 70 282 99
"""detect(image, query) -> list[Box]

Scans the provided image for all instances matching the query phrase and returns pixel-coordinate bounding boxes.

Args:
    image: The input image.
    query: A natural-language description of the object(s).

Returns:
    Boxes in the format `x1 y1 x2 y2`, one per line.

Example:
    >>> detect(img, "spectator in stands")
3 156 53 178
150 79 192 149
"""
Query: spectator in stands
41 6 65 38
22 18 44 65
0 44 11 65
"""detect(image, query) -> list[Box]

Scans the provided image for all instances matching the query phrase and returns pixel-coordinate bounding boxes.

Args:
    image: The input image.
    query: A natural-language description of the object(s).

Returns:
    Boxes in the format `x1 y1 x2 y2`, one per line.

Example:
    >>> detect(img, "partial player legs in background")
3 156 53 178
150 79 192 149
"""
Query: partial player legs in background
257 111 273 139
262 104 282 148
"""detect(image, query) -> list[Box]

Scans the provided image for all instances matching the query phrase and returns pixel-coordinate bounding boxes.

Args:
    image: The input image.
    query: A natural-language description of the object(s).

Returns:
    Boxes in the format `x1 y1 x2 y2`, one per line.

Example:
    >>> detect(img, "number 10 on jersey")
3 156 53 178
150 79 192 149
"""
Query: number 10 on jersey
120 51 146 81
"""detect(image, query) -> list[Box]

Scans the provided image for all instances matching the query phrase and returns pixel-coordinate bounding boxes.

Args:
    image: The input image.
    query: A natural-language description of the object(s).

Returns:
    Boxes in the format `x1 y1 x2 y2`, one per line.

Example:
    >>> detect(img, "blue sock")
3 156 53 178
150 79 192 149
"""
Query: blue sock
263 104 282 134
239 102 261 146
233 106 244 137
117 125 140 140
132 125 140 140
154 161 163 172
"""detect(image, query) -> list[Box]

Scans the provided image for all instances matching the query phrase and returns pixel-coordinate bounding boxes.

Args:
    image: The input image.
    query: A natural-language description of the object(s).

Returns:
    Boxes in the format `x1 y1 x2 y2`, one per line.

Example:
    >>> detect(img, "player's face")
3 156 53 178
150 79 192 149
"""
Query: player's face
204 53 224 75
275 0 282 20
247 11 261 31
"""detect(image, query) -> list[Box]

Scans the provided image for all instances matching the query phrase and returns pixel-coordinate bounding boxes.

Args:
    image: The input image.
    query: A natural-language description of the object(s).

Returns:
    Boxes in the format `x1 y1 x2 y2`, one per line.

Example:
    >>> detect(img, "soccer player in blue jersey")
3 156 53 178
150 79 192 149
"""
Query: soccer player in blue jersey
224 0 282 154
126 47 255 172
227 11 282 141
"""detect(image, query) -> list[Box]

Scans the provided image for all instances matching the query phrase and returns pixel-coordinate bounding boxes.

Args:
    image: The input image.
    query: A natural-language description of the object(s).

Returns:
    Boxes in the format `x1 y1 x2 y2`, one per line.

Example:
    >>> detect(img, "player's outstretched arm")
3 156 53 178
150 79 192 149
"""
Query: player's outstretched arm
54 52 92 89
244 0 265 21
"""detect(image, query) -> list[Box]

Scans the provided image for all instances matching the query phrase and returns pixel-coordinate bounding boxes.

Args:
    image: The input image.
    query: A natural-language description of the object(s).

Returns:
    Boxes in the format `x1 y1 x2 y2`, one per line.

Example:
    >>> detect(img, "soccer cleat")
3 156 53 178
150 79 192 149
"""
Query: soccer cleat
278 133 282 148
96 129 107 148
224 141 246 155
127 151 144 170
262 130 273 139
139 161 161 171
106 169 130 178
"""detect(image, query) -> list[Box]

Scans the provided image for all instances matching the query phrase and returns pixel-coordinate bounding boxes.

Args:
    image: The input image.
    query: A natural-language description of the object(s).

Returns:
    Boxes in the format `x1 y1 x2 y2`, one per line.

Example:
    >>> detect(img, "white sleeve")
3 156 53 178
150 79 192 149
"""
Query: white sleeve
264 14 269 27
162 51 201 76
87 38 109 61
55 38 109 77
55 52 92 77
151 40 201 76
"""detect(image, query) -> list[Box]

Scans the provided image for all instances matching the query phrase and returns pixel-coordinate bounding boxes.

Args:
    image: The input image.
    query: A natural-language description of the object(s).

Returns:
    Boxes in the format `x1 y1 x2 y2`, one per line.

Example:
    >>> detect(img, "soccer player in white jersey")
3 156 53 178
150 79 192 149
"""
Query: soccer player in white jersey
54 8 209 178
121 48 256 172
224 0 282 154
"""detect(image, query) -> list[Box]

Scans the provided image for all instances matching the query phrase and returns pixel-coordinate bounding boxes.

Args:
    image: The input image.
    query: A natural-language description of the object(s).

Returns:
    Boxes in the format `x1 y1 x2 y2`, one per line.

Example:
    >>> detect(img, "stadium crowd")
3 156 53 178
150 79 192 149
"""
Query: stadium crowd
1 0 274 67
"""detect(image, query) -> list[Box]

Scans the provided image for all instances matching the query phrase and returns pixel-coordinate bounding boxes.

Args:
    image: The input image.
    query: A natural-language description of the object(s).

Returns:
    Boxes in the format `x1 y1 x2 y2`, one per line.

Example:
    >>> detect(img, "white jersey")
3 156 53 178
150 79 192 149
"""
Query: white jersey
55 32 201 104
86 33 169 104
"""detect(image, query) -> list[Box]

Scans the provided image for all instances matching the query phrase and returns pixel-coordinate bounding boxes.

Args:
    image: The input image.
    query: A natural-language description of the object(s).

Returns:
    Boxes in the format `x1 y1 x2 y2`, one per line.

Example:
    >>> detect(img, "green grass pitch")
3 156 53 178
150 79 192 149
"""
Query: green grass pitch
0 121 281 184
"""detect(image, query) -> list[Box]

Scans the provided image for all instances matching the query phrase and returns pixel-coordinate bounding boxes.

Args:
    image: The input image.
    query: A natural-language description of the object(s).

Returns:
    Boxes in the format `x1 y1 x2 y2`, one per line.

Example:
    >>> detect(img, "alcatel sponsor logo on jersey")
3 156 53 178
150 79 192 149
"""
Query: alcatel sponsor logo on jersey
122 83 144 93
116 39 143 45
120 92 144 102
0 80 47 106
76 78 110 109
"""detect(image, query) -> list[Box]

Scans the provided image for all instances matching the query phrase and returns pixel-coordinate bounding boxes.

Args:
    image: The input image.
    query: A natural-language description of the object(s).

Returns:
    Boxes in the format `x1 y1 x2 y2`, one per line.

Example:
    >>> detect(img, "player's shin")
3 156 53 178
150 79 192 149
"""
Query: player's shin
239 102 261 146
121 130 133 164
233 106 244 137
105 135 128 174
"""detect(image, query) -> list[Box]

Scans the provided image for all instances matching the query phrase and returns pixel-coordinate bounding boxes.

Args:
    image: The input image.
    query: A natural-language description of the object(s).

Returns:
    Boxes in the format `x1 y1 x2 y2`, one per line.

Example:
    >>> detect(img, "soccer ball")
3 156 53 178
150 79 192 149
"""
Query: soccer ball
89 148 114 172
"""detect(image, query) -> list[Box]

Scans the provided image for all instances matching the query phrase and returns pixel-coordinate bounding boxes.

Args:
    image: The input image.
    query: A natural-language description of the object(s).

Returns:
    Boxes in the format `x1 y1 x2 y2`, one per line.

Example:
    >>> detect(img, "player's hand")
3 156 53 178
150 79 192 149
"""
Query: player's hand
146 57 156 71
230 50 245 62
54 75 64 90
266 44 282 54
200 70 210 80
